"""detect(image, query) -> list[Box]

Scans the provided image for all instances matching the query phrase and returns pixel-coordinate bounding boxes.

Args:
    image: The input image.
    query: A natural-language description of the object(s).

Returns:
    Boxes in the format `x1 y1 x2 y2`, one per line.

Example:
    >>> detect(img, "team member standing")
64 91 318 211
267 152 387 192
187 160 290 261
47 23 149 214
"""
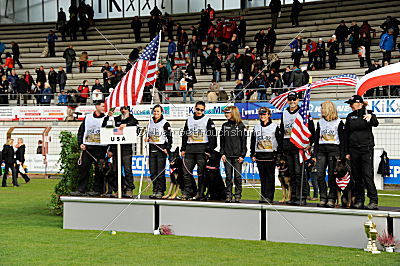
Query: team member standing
220 106 247 203
313 101 345 207
344 95 379 210
251 107 281 203
15 138 30 183
71 101 107 196
146 105 172 199
2 139 18 187
181 101 217 201
280 92 315 205
103 106 138 197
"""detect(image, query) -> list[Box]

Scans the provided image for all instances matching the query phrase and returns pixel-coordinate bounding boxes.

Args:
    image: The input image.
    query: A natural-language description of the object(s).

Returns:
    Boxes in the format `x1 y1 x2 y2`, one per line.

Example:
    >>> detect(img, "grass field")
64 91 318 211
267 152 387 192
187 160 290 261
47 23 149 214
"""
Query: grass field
0 179 399 265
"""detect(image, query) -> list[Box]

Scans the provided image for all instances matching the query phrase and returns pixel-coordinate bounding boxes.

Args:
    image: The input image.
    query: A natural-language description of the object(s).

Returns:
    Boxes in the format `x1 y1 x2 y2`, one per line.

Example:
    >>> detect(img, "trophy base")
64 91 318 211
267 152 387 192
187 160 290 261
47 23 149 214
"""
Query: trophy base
371 250 381 254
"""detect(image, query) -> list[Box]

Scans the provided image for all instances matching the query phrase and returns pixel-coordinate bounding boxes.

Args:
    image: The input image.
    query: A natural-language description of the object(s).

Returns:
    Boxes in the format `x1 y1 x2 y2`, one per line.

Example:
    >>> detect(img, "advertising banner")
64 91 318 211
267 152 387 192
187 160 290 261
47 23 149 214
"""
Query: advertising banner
384 159 400 185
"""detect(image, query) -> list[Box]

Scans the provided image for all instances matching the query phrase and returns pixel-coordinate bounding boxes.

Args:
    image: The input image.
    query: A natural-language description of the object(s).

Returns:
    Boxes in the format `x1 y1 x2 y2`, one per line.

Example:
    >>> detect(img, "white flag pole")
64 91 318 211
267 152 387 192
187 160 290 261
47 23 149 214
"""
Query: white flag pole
138 31 163 199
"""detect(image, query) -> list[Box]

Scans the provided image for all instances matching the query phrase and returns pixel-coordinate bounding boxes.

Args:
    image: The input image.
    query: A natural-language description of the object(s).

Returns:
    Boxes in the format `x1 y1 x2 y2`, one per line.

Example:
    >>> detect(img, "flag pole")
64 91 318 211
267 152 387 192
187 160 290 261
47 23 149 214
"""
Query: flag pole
138 31 163 199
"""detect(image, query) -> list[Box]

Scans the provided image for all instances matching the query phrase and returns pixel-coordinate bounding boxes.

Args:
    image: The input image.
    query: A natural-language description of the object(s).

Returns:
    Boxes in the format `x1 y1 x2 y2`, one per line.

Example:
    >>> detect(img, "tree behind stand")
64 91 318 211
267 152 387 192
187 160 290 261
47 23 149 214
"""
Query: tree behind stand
49 131 94 215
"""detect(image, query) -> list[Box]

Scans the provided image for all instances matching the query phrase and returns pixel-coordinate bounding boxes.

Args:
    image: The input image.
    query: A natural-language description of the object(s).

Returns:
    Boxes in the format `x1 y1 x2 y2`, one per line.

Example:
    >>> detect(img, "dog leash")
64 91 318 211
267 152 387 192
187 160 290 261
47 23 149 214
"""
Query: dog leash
77 149 99 165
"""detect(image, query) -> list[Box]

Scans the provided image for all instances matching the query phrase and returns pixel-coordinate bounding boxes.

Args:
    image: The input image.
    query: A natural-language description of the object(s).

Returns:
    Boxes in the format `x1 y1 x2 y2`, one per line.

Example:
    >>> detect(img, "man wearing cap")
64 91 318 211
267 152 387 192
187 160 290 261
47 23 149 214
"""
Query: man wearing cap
71 101 108 197
279 91 315 205
344 95 379 210
327 35 339 69
379 28 395 64
102 106 139 198
181 101 217 201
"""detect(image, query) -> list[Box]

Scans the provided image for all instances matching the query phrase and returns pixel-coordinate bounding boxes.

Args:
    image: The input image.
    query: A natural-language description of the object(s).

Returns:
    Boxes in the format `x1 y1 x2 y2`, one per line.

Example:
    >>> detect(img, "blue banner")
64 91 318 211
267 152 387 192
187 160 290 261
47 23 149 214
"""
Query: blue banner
384 159 400 185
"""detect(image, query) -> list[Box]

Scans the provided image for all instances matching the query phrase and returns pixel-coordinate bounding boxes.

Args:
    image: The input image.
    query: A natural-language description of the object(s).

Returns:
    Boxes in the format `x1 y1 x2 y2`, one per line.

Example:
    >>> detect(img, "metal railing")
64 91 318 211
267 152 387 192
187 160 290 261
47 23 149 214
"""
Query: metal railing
0 85 399 106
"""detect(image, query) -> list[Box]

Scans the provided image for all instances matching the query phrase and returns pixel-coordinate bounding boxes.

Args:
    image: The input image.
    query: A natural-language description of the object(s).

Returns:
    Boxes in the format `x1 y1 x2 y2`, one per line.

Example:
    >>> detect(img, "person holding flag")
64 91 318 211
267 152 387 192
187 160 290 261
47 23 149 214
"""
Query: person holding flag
344 95 379 210
102 106 139 198
279 90 315 206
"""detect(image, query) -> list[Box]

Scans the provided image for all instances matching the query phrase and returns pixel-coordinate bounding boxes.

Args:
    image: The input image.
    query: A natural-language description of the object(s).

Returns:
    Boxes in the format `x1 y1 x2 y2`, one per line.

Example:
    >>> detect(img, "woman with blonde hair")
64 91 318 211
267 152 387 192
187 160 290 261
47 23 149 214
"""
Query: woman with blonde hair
220 106 247 202
1 138 18 187
313 101 345 207
250 107 281 203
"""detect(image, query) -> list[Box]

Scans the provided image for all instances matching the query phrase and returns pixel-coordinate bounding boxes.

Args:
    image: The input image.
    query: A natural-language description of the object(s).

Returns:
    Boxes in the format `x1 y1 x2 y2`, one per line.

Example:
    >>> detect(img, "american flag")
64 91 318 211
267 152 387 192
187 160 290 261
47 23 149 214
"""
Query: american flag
113 128 124 135
105 34 160 111
336 173 350 190
290 87 312 163
270 74 358 110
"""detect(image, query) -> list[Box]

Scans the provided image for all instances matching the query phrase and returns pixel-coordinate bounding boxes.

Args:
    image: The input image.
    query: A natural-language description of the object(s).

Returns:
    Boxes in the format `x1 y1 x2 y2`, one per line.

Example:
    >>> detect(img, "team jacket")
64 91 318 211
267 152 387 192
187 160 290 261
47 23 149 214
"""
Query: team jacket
313 119 346 158
345 108 378 153
219 120 247 158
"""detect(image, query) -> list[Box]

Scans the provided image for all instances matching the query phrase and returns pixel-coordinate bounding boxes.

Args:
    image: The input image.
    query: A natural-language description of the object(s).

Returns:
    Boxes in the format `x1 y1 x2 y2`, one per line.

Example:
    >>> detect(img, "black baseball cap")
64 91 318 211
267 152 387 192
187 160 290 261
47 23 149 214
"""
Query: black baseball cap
287 91 298 100
344 95 364 104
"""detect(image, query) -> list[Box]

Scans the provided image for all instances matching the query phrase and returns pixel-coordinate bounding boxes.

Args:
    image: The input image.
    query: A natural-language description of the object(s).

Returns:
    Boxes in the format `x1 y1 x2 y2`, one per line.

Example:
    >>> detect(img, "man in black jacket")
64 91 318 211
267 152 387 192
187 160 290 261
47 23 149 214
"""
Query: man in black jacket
16 75 28 106
11 41 23 69
156 62 168 103
181 101 217 200
48 67 58 93
269 0 281 29
335 20 349 55
344 95 379 210
15 138 30 183
238 16 247 48
35 66 47 86
102 106 138 197
71 101 107 196
279 91 315 205
131 16 142 43
57 66 67 92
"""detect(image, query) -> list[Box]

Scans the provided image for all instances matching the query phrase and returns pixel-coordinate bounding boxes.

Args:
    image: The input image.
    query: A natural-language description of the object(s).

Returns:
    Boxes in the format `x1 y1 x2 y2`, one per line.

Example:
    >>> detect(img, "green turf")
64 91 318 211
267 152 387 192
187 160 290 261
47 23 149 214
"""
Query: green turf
0 179 399 265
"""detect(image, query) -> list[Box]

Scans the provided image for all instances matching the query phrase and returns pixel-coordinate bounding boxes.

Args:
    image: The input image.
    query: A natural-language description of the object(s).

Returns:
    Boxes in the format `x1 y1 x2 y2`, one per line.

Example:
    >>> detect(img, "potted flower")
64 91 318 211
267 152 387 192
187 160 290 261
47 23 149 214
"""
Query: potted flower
377 230 400 252
159 225 174 235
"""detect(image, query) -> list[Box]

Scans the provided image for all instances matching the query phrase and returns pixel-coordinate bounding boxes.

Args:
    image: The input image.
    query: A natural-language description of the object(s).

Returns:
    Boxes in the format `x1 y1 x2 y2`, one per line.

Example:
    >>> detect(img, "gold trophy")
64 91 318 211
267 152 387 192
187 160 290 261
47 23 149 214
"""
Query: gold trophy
364 214 381 254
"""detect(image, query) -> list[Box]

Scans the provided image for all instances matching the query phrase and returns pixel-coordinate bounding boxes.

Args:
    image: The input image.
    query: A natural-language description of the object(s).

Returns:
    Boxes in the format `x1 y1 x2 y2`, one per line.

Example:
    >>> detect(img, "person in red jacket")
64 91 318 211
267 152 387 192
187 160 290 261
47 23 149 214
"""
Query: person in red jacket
215 20 223 43
4 53 14 76
78 80 90 104
222 22 233 43
305 39 318 70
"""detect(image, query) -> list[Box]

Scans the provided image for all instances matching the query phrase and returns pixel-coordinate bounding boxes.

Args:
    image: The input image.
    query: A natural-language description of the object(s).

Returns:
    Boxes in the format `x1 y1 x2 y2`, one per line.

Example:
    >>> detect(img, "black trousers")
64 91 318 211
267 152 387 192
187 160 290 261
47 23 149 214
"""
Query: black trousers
182 153 206 197
292 53 302 67
328 54 337 69
316 151 339 201
224 157 243 198
382 51 392 64
134 31 141 43
2 162 17 186
14 56 22 68
285 150 307 201
78 146 107 193
225 63 231 81
271 12 278 28
290 12 299 26
16 163 30 182
349 147 378 204
257 159 276 201
112 148 135 192
79 61 87 73
48 42 56 57
149 150 167 193
338 40 345 54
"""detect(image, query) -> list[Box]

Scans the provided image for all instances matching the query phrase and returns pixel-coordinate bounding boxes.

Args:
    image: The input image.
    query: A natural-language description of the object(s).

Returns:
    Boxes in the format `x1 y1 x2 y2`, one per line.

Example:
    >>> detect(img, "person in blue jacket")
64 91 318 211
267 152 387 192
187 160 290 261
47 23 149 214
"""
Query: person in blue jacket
379 28 395 64
0 42 5 64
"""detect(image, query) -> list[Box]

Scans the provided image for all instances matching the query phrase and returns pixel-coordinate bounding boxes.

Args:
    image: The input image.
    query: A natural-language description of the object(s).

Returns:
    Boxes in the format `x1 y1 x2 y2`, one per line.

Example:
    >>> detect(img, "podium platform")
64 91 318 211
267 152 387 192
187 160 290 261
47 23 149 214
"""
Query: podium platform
61 196 400 250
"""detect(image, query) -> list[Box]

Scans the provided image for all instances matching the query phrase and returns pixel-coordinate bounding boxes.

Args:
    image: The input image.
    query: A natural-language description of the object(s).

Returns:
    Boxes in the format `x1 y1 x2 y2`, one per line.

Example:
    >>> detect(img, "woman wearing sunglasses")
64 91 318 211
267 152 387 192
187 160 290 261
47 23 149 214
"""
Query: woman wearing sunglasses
250 107 281 203
181 101 217 201
220 106 247 203
146 104 173 199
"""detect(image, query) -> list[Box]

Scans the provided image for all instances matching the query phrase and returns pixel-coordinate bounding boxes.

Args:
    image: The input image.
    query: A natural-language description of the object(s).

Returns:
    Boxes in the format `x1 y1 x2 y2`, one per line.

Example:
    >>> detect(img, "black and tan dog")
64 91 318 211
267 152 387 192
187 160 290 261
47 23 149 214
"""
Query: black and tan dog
333 158 354 208
98 153 115 196
276 154 291 203
163 147 188 199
